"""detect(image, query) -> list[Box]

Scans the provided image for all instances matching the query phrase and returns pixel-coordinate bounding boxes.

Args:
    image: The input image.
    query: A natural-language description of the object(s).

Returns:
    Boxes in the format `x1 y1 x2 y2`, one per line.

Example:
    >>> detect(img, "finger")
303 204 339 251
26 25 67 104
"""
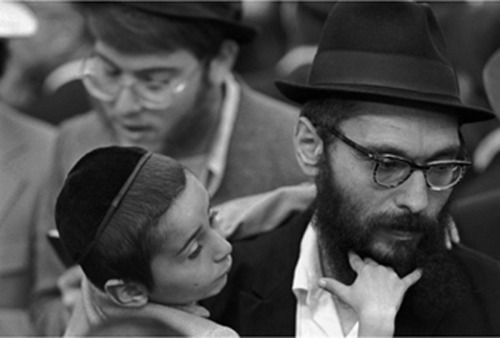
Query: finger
402 268 422 287
449 220 460 244
318 278 349 300
445 230 452 250
348 251 365 273
363 256 379 266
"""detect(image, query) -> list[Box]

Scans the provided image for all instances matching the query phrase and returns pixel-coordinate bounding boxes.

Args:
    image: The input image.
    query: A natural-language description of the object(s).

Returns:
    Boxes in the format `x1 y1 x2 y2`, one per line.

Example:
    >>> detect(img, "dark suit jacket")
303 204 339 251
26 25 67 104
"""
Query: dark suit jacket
205 206 500 336
451 153 500 261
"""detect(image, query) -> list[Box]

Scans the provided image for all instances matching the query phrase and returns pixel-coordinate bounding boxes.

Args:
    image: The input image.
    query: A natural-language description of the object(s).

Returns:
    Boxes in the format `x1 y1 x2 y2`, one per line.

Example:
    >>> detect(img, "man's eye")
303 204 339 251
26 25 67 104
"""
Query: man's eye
430 163 455 173
143 81 169 92
188 244 203 260
378 158 406 171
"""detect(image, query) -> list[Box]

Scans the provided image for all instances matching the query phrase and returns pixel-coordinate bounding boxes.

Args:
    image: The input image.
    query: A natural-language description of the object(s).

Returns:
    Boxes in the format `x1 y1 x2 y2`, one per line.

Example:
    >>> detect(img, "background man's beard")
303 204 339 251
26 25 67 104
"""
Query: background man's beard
314 154 467 320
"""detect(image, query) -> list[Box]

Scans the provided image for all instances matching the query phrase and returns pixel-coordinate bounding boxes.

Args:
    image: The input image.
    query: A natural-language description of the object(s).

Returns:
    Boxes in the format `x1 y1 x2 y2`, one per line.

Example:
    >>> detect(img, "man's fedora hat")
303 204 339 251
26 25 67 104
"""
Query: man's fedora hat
276 2 494 123
119 1 256 43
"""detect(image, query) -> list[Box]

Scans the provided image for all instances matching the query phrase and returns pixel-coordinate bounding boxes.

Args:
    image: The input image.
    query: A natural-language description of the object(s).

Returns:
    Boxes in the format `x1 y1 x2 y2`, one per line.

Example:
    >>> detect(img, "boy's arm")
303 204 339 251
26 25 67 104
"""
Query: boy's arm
215 183 316 240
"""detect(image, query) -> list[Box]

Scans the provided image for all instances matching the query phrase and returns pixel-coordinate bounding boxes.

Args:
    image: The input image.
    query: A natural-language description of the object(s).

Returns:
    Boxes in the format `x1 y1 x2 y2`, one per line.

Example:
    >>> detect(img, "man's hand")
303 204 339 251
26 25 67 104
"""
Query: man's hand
56 265 84 322
318 252 421 337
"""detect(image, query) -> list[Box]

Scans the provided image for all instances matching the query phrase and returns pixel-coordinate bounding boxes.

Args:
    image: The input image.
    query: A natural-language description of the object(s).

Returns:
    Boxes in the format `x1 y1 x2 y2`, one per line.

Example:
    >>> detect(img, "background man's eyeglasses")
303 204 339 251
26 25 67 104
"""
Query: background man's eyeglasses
80 54 201 110
328 126 471 191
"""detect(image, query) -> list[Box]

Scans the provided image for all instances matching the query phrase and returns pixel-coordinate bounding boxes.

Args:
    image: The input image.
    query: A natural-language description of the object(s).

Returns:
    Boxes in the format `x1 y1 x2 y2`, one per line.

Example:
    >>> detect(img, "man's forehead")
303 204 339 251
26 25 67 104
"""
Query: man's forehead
93 41 196 70
338 101 460 133
336 102 462 158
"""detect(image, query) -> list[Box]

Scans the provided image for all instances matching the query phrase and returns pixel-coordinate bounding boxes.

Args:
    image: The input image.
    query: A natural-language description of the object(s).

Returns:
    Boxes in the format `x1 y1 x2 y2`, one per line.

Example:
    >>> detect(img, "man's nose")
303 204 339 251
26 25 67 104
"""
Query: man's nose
394 170 429 214
112 79 141 115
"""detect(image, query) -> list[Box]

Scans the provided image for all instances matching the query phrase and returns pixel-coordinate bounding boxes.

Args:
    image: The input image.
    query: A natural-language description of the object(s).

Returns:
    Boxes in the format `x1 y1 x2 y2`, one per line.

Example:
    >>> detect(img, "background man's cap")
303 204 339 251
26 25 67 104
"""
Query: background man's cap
56 146 152 264
0 1 37 38
119 1 257 43
276 1 494 123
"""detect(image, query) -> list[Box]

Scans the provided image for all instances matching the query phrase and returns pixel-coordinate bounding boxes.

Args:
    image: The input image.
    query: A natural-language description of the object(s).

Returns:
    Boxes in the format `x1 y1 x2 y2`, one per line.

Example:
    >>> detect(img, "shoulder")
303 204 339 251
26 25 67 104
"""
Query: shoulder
444 245 500 333
230 205 313 274
0 103 56 144
238 83 299 122
140 304 238 338
58 111 104 136
451 244 500 287
55 111 114 176
57 111 112 152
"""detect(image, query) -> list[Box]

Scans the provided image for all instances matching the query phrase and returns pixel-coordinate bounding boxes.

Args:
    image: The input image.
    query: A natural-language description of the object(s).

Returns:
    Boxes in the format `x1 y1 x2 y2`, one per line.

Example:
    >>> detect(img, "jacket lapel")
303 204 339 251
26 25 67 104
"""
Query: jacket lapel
231 207 313 336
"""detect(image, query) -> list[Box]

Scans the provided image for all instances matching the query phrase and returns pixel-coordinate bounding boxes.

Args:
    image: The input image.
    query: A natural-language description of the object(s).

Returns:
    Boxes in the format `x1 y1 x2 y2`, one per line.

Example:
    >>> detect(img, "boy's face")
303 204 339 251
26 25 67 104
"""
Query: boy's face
148 173 232 305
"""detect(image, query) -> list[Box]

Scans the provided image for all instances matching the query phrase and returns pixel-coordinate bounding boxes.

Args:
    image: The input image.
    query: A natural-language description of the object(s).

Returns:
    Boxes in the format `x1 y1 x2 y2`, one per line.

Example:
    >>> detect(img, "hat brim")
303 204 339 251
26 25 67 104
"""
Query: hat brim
275 80 494 124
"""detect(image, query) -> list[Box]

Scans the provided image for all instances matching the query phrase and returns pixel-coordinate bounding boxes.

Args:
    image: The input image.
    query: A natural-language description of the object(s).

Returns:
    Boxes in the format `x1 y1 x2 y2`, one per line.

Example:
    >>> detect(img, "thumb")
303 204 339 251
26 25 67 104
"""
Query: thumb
402 268 422 288
318 277 349 300
347 251 365 273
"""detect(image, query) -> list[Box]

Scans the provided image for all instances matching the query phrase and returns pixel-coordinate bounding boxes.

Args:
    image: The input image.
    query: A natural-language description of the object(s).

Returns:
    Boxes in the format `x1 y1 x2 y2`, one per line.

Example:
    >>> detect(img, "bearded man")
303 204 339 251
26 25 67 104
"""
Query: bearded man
204 2 500 336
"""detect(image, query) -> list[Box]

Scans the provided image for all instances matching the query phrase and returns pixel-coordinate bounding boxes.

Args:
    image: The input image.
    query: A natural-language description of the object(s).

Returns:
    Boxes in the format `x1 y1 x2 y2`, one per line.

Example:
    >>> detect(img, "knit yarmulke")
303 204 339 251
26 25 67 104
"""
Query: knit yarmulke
55 146 152 264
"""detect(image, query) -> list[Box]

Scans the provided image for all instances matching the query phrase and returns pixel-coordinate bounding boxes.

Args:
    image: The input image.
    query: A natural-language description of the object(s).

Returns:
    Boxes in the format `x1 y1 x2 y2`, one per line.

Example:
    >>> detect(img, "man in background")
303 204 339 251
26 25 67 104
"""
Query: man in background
31 2 305 335
205 2 500 336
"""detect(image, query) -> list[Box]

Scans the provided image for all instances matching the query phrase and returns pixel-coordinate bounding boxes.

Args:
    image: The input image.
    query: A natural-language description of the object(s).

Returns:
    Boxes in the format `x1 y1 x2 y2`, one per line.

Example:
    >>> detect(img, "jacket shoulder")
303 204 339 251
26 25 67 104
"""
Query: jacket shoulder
449 245 500 334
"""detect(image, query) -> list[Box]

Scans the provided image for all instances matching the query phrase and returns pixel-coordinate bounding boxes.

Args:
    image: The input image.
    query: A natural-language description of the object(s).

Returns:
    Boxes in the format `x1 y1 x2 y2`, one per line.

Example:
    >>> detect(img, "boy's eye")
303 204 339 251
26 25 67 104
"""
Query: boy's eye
188 244 203 260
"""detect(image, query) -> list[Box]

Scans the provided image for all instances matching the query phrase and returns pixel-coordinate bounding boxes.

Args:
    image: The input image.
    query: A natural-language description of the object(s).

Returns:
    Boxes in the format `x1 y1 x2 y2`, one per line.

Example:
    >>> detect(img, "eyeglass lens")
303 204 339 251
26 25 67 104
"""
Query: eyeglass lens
374 158 464 189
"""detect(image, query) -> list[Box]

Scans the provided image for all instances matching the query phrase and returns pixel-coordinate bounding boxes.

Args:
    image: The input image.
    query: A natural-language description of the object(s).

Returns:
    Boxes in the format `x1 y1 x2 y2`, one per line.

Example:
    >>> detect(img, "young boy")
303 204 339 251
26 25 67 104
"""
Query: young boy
56 145 418 337
55 146 235 337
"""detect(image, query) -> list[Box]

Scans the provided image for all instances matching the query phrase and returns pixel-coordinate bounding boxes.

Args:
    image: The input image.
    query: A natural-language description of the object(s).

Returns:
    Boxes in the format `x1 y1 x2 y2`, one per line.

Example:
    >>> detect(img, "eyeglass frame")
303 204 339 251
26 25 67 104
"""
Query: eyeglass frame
80 52 203 110
326 125 471 191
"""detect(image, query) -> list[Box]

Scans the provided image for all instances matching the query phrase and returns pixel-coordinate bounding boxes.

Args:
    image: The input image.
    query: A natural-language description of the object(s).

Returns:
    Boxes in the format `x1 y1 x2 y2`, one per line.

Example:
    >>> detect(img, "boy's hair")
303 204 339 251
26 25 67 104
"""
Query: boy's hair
56 146 186 291
83 3 235 60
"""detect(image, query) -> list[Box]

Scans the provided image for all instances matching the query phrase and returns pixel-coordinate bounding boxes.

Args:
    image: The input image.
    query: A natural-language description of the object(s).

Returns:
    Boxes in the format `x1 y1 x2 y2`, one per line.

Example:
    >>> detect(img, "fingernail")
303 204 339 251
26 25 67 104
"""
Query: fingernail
318 279 326 288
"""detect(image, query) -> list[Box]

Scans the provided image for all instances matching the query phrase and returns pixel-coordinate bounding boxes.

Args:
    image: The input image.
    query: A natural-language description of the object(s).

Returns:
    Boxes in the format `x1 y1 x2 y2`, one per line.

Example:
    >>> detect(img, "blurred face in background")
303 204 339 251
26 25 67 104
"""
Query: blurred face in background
86 41 217 154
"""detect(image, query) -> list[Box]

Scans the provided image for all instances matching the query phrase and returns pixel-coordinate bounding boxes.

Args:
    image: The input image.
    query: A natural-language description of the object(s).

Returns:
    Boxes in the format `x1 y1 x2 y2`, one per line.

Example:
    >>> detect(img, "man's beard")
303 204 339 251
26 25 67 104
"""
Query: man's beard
314 153 467 320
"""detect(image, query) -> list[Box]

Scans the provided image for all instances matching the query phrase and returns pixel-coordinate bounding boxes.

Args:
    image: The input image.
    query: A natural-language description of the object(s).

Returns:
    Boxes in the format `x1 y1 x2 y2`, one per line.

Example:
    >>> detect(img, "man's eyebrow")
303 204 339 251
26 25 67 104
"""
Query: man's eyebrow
176 226 203 256
94 51 179 76
368 144 462 161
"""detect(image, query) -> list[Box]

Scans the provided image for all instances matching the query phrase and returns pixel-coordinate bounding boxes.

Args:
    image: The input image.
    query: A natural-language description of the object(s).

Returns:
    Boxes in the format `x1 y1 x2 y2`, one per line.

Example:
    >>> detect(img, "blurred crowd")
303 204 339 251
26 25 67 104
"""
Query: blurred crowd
1 0 500 336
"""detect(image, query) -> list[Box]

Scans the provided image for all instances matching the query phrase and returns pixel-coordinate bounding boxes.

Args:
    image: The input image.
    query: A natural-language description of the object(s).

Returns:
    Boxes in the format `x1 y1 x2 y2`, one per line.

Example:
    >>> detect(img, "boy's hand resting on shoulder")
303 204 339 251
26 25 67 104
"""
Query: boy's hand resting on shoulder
318 251 422 337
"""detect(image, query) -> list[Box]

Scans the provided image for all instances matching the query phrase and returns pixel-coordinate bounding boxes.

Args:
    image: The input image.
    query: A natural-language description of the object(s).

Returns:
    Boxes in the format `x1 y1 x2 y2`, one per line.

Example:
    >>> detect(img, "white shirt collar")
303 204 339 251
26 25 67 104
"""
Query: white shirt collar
293 223 359 338
201 74 240 197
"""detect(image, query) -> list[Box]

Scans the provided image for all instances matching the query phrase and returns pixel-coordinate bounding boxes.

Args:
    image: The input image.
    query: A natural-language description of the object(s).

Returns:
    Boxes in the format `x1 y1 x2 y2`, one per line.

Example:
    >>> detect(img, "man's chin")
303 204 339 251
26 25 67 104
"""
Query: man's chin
360 230 424 277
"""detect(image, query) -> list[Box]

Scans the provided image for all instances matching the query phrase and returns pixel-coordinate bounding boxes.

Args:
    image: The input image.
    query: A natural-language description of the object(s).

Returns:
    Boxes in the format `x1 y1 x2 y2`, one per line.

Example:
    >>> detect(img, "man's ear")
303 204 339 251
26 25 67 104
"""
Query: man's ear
208 40 239 84
104 279 148 308
294 117 323 177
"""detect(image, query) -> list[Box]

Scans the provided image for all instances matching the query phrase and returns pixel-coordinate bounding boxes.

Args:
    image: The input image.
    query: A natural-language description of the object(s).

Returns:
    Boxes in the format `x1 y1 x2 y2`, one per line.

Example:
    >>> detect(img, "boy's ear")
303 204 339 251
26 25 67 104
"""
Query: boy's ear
294 117 324 177
208 40 239 84
104 279 148 308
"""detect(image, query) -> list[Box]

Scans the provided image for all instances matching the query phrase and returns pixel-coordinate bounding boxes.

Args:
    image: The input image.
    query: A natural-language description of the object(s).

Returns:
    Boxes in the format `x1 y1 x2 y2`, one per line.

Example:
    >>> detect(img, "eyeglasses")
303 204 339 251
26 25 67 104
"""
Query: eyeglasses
81 53 201 110
328 126 471 191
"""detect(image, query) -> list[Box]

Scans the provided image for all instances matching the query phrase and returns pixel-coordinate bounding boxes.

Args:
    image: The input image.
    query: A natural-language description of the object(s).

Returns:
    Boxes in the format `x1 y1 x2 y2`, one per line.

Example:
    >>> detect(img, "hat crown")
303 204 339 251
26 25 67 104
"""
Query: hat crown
318 3 449 62
119 1 256 43
275 1 494 123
